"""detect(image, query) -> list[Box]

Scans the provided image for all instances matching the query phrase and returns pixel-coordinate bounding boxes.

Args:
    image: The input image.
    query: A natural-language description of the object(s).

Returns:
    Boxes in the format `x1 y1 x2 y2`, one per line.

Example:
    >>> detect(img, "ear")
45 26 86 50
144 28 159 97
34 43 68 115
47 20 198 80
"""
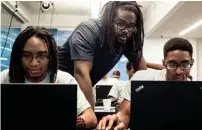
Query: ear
131 67 135 73
191 58 194 66
162 59 165 66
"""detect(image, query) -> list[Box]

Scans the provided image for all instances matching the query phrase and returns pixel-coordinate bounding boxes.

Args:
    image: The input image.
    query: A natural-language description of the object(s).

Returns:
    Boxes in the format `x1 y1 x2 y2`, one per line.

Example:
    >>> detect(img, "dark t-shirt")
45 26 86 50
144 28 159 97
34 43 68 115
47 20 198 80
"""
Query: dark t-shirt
58 19 142 86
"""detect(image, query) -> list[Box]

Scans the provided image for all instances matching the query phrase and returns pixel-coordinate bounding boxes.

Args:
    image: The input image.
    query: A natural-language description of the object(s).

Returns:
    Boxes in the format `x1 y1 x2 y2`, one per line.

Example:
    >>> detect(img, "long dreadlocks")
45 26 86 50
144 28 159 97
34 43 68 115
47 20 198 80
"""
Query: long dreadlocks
9 26 58 83
100 1 144 68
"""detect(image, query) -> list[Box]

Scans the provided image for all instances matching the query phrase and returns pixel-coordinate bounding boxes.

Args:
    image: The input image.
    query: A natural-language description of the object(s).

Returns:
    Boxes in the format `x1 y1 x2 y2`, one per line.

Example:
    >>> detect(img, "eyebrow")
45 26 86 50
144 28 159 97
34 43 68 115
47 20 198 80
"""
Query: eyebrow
115 18 136 25
168 60 190 63
22 50 48 54
181 60 191 63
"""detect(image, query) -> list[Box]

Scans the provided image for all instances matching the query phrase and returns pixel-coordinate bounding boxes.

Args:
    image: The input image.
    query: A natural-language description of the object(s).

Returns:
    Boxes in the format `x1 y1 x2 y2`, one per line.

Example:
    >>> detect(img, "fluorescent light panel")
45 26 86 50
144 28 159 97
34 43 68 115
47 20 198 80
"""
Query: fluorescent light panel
0 58 8 61
179 19 202 36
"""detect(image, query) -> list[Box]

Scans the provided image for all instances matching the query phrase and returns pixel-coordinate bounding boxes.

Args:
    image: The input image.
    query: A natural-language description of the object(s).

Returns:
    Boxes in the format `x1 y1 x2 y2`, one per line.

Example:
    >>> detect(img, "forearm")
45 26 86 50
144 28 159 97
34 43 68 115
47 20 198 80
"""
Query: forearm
75 73 94 107
136 56 147 71
146 62 165 70
77 108 97 129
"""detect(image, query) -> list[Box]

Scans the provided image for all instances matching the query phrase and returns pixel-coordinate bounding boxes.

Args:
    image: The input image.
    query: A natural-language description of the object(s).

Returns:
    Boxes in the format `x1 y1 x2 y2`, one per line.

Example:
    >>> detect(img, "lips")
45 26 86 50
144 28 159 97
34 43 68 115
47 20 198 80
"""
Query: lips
119 35 127 41
176 77 183 80
175 76 184 80
29 69 40 74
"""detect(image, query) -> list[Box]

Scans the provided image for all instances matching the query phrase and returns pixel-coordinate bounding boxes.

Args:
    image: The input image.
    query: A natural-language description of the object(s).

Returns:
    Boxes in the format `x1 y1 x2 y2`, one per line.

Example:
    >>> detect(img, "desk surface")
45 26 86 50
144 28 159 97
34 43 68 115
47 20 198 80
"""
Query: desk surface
94 106 115 113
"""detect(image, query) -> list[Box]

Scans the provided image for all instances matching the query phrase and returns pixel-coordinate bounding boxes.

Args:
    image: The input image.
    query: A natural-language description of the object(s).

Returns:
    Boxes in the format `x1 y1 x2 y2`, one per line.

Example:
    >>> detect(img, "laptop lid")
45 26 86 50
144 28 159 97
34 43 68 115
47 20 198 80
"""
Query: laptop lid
130 81 202 130
96 85 112 100
1 83 77 130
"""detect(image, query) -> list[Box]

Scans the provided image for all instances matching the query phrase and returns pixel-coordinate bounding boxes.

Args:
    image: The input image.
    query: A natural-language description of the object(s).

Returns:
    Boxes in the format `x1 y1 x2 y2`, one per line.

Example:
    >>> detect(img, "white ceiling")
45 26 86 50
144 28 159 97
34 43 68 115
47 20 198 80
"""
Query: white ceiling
137 1 152 14
19 1 202 39
20 1 91 15
149 1 202 38
20 1 152 15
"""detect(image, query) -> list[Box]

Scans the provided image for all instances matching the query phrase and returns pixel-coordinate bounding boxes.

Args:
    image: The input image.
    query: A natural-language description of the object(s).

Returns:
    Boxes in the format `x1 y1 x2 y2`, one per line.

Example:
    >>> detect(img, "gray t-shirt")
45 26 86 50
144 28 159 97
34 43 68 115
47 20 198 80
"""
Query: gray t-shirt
58 19 142 85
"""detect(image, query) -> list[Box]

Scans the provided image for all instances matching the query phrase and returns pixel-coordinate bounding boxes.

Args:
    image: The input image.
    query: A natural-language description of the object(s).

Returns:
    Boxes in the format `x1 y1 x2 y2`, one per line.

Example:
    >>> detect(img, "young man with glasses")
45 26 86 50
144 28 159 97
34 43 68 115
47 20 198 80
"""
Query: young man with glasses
0 26 97 129
98 37 194 130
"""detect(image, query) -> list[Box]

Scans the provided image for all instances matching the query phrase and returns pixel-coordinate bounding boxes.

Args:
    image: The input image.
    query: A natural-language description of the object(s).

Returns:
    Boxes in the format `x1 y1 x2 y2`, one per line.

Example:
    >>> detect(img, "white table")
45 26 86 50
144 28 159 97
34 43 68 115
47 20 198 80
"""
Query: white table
94 106 116 112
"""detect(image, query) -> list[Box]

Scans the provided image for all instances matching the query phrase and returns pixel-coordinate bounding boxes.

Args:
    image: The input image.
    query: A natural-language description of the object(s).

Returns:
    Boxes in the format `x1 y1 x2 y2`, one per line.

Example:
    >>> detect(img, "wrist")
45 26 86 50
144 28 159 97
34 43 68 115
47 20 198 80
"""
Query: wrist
116 113 129 128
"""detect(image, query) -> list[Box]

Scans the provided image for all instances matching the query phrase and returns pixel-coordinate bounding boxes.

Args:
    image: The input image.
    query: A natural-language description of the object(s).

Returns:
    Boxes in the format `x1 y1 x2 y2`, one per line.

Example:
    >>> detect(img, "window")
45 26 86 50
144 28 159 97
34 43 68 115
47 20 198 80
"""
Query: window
1 4 22 71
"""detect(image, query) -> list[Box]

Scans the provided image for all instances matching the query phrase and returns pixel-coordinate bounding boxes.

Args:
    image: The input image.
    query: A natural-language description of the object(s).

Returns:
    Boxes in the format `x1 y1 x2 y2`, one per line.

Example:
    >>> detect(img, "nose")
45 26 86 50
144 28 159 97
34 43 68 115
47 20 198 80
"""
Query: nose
30 57 39 66
122 27 129 34
176 66 183 74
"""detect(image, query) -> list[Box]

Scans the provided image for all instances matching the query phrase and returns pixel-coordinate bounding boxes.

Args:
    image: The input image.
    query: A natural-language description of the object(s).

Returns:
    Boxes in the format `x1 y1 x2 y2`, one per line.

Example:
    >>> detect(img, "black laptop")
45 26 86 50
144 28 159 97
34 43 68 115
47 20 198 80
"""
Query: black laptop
95 85 113 100
1 84 77 130
130 81 202 130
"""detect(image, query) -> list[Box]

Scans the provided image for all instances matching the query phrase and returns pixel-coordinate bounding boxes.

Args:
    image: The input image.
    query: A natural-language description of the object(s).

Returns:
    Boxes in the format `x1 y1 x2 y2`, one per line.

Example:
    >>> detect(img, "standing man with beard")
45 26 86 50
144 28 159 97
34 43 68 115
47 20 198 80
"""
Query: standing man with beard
58 1 148 107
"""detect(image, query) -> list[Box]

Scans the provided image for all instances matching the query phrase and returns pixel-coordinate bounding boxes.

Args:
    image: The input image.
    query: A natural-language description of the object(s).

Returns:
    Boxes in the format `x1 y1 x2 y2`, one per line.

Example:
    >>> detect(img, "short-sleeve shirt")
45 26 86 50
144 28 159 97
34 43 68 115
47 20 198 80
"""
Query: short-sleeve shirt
58 19 142 85
108 80 128 102
123 69 190 101
0 69 90 116
123 69 167 101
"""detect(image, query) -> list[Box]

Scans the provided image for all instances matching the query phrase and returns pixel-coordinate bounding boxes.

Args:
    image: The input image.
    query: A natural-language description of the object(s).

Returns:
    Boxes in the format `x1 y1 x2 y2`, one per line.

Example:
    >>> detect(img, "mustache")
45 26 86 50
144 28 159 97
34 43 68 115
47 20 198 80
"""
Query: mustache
121 32 128 36
175 74 187 79
119 33 128 38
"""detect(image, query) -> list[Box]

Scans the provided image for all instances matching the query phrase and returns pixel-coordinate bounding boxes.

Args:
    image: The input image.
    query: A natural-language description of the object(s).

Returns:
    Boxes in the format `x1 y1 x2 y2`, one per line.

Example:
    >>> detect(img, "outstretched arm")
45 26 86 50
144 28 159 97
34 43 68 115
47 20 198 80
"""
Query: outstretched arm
146 62 165 70
74 60 94 107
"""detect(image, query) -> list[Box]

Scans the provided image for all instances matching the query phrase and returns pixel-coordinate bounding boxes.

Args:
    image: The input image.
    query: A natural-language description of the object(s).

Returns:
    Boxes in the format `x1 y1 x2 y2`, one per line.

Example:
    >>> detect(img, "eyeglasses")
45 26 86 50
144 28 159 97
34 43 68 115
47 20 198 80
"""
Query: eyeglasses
114 20 136 32
164 61 193 70
22 53 49 62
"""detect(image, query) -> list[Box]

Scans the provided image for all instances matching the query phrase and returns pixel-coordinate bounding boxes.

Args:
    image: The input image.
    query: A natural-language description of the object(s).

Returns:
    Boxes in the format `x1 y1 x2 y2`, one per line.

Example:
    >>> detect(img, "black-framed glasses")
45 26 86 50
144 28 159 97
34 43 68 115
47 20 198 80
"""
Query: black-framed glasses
164 61 193 70
113 20 136 32
22 53 49 62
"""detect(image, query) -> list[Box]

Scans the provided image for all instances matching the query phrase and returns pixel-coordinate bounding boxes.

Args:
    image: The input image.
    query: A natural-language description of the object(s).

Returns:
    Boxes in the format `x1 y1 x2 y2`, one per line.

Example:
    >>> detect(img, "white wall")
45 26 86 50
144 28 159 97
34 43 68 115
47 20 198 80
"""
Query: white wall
143 38 197 80
1 5 23 28
2 1 31 23
196 39 202 81
144 1 184 37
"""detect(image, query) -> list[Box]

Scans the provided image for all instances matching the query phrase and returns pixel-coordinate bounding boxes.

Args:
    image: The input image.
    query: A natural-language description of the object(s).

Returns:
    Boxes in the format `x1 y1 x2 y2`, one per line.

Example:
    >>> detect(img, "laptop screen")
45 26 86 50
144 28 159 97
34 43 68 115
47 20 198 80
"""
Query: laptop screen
96 85 112 100
130 81 202 130
1 83 77 130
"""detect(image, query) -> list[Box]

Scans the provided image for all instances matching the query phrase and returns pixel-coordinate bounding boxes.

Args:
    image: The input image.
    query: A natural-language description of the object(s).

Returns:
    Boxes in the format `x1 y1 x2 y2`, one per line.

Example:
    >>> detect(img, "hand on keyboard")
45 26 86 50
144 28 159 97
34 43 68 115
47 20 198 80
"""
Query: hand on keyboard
97 114 126 130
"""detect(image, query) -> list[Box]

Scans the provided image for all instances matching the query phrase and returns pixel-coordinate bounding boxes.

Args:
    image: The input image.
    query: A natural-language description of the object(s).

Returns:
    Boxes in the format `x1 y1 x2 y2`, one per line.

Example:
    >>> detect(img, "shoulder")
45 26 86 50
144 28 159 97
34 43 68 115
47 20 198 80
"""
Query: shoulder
105 78 119 85
131 69 163 81
55 70 75 84
80 19 101 29
1 69 10 83
117 80 128 88
1 69 9 75
76 19 101 34
111 78 119 83
70 19 102 48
